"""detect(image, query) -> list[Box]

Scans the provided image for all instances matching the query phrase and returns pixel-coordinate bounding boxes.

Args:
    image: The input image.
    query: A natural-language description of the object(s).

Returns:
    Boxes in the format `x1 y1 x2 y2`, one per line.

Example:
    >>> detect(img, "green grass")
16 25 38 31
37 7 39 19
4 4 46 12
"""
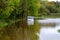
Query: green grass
44 15 60 18
36 15 60 19
0 19 25 28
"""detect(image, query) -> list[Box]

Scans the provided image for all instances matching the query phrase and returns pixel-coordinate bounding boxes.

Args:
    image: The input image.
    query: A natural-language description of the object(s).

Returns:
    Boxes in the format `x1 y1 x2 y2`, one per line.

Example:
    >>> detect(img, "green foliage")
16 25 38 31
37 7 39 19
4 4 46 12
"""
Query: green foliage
0 0 21 28
58 29 60 33
39 5 50 15
0 0 40 27
19 0 40 16
57 7 60 13
0 0 20 19
28 0 40 16
46 2 57 13
0 0 40 40
0 0 40 19
39 1 60 16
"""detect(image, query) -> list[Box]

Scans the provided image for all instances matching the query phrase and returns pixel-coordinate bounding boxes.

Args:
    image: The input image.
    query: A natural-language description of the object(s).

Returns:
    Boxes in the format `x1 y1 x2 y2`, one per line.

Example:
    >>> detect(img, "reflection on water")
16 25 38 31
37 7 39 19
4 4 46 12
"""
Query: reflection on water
38 18 60 40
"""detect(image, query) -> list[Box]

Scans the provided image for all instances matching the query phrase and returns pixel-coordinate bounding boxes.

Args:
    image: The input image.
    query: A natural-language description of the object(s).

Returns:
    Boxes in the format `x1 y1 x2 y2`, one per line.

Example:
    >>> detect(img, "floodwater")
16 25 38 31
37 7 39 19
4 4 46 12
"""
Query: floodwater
38 18 60 40
28 18 60 40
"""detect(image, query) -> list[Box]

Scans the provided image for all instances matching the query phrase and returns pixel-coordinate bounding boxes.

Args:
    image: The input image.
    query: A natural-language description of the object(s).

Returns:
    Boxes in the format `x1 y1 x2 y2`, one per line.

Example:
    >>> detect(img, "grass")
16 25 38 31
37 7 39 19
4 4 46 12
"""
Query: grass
44 15 60 18
35 15 60 19
0 19 26 28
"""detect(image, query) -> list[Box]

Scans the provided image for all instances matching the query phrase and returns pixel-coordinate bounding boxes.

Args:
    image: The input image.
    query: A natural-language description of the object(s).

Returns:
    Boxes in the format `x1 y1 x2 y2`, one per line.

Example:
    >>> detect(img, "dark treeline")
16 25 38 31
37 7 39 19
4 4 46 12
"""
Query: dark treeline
39 1 60 16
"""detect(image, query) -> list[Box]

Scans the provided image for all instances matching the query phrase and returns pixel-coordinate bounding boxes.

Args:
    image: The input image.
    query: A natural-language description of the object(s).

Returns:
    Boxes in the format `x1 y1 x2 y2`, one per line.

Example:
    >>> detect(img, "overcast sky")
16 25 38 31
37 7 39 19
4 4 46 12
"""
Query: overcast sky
48 0 60 2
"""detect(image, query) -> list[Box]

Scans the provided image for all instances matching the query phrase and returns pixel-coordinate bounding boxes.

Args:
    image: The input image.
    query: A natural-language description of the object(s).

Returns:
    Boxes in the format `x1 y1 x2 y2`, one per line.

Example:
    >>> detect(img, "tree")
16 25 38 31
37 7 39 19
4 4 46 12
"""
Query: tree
39 5 50 16
0 0 40 40
0 0 20 19
17 0 40 40
45 2 57 13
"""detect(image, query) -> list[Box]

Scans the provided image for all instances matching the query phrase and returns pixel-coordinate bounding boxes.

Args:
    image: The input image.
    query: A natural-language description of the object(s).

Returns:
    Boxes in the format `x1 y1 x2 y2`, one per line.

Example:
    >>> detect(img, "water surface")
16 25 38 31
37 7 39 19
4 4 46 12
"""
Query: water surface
38 18 60 40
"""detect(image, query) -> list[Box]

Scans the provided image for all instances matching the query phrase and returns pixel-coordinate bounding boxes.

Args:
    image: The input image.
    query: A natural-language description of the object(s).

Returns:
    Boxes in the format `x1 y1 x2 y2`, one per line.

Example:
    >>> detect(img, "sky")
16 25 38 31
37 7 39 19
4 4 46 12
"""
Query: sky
48 0 60 2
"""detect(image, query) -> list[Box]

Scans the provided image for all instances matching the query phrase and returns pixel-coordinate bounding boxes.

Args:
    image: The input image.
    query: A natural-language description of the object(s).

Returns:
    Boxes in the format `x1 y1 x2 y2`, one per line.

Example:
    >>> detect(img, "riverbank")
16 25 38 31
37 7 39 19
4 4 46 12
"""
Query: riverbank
44 16 60 18
36 15 60 20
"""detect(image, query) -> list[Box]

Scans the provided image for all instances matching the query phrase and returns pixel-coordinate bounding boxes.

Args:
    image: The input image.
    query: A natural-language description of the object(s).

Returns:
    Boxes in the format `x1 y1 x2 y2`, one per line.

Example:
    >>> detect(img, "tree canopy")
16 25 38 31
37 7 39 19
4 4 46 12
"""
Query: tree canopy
0 0 20 19
39 1 60 16
0 0 40 27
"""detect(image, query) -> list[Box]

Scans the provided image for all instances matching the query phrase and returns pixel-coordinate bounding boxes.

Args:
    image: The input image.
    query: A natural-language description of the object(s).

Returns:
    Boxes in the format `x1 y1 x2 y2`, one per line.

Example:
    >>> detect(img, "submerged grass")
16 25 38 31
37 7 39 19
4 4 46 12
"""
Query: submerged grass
0 19 40 40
